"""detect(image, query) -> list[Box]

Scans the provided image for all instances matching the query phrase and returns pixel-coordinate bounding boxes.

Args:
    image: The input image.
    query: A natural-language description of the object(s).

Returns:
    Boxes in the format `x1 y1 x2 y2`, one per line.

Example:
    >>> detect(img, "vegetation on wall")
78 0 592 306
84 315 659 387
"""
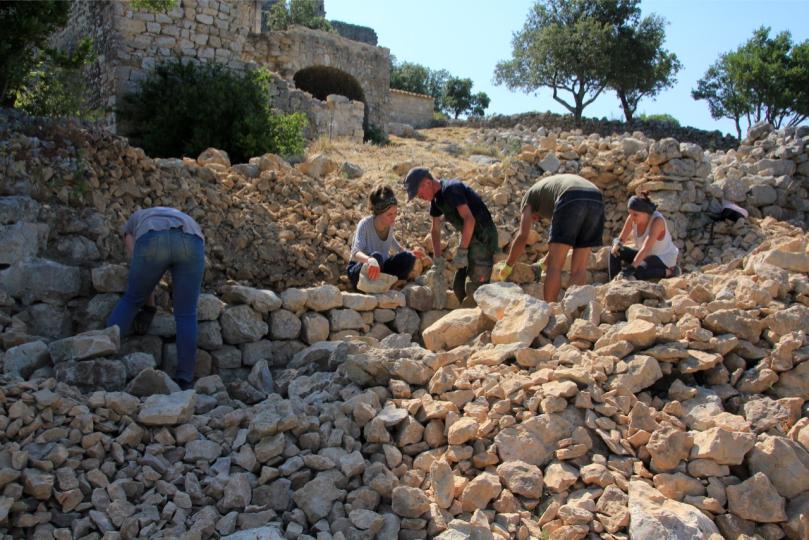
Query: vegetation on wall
266 0 333 32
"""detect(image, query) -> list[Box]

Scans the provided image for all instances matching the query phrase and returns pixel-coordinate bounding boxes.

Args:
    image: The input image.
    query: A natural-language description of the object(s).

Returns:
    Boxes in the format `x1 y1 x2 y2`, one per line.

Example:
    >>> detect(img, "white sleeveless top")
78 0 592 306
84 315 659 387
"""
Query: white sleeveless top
632 211 679 268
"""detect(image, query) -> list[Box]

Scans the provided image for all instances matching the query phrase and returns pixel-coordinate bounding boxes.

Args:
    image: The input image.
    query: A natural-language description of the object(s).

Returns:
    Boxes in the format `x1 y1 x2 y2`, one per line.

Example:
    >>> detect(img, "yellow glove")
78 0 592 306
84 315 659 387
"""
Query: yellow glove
499 263 513 281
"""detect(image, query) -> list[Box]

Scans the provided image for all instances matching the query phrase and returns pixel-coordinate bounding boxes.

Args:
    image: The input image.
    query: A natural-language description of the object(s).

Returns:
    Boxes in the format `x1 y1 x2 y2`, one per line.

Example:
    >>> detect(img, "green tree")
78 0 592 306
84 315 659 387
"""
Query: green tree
494 0 641 120
470 92 491 117
692 54 749 140
692 27 809 139
608 14 681 123
0 1 70 106
267 0 332 32
15 37 100 120
443 77 473 118
390 61 431 95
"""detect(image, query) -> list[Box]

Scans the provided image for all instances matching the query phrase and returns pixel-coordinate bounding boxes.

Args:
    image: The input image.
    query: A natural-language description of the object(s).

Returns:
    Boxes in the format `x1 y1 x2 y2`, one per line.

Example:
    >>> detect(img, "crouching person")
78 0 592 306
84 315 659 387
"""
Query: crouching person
609 193 680 280
347 185 423 289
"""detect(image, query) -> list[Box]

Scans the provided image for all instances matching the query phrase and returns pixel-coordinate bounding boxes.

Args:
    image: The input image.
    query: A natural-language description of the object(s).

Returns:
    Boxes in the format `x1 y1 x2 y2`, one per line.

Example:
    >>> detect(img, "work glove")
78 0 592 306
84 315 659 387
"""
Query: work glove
451 248 469 269
432 256 445 274
133 305 156 335
499 263 513 281
611 238 623 256
366 258 380 280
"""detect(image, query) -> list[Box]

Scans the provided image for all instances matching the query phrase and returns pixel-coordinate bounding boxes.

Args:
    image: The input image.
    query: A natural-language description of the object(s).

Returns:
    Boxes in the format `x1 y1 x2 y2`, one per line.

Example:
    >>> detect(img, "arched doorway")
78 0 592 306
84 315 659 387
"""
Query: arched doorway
293 65 365 103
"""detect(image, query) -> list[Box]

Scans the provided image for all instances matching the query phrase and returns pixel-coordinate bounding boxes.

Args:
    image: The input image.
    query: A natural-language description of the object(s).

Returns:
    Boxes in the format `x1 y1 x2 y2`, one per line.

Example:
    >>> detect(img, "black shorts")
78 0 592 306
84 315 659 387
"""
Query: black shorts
549 190 605 248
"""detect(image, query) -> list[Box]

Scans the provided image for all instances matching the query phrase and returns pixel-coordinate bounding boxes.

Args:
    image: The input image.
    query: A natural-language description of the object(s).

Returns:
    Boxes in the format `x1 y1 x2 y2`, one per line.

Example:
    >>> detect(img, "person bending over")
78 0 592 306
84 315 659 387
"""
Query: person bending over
501 174 604 302
107 207 205 390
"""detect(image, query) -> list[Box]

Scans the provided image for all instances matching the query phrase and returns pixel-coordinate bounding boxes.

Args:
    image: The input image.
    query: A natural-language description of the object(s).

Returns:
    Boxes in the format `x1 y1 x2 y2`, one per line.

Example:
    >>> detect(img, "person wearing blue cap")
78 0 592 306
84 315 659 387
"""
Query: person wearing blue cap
403 167 498 305
609 192 680 280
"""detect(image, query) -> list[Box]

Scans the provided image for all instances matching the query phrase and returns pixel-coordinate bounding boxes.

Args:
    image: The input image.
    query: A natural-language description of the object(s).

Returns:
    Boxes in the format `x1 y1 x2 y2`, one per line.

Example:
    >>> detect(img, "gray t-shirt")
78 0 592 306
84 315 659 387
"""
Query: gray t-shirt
122 207 204 241
350 215 404 261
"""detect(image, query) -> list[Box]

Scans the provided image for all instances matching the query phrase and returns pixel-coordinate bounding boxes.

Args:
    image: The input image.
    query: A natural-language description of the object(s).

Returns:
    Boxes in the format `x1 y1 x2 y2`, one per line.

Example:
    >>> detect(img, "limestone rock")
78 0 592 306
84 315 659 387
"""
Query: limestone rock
726 472 787 523
137 390 196 426
49 326 120 363
491 296 550 346
496 460 543 498
689 427 755 465
220 305 268 344
628 480 720 539
473 282 526 321
422 308 488 351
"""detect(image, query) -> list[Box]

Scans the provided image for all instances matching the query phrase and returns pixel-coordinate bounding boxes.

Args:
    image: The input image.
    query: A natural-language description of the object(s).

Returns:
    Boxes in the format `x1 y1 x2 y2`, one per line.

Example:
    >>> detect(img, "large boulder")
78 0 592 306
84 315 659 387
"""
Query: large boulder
0 258 82 304
422 308 490 352
48 326 120 364
628 480 720 539
473 282 526 321
491 296 551 346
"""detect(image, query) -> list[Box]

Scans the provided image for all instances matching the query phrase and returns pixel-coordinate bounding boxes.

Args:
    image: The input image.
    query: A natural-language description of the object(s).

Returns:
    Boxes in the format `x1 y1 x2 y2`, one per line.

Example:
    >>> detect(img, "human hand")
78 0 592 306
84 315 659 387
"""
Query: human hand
499 263 513 281
432 256 445 273
451 248 469 269
611 238 622 256
366 258 380 280
411 247 427 260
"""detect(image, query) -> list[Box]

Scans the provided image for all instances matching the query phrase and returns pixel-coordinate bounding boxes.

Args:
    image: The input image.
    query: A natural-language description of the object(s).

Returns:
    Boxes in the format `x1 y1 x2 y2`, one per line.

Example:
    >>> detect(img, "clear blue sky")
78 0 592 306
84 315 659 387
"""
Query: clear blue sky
326 0 809 136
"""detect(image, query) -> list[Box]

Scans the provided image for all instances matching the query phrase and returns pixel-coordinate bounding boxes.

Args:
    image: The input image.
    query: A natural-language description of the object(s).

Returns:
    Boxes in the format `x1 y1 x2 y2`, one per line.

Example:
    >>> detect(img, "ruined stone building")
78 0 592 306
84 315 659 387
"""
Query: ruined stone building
54 0 434 143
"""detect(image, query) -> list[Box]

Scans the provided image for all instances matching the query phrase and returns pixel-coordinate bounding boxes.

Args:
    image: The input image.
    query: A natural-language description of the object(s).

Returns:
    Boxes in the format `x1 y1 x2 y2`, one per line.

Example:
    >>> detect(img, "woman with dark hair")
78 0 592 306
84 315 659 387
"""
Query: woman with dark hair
609 193 680 280
346 185 424 289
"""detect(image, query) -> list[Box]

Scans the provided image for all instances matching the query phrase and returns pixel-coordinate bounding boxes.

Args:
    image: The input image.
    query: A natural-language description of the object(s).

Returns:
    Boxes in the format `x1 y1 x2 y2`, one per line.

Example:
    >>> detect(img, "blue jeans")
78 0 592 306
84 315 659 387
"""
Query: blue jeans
346 251 416 289
107 229 205 384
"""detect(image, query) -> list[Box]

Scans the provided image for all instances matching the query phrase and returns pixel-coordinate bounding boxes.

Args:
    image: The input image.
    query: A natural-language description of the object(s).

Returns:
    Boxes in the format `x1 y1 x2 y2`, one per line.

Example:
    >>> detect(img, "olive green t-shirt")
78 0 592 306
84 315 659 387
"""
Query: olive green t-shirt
521 174 600 219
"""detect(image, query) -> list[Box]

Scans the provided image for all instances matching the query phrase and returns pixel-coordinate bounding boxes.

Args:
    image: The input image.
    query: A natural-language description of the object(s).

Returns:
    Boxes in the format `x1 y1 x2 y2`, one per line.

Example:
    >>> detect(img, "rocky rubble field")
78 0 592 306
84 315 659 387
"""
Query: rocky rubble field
1 109 809 539
2 110 808 289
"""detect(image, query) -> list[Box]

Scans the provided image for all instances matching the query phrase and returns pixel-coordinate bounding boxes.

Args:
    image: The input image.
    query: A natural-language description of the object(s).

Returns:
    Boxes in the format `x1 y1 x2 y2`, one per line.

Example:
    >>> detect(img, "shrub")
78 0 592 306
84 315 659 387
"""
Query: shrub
118 61 307 162
363 124 388 145
16 37 101 120
637 113 681 127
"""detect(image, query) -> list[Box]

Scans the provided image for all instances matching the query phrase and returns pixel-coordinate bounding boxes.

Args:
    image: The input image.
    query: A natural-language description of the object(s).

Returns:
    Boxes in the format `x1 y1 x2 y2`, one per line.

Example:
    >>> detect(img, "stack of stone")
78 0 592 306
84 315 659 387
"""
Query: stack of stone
1 231 808 538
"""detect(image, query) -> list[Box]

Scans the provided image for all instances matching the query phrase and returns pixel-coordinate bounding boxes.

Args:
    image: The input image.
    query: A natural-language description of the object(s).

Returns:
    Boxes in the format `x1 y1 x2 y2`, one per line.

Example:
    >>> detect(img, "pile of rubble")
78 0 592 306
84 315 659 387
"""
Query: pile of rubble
1 228 808 538
2 109 809 539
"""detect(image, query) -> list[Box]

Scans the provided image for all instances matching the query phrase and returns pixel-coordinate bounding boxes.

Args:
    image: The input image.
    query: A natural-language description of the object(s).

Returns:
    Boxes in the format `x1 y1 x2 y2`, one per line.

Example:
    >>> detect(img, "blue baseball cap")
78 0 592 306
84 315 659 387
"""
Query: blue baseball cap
403 167 432 200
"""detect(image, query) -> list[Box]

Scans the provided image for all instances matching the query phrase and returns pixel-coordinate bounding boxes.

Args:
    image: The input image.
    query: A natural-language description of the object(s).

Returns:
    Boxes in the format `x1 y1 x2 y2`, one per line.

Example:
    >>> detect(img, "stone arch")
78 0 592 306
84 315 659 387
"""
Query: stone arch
293 65 365 104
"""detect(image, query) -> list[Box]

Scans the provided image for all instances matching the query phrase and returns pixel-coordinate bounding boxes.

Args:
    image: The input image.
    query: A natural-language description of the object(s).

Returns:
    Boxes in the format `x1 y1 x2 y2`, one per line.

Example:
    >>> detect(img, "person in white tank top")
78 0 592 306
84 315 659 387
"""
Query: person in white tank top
609 193 680 280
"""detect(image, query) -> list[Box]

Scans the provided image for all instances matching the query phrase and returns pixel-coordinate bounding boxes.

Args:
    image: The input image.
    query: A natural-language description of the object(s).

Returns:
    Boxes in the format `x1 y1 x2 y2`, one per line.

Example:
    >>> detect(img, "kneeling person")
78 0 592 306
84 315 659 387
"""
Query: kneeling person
609 193 679 280
502 174 604 302
347 185 423 289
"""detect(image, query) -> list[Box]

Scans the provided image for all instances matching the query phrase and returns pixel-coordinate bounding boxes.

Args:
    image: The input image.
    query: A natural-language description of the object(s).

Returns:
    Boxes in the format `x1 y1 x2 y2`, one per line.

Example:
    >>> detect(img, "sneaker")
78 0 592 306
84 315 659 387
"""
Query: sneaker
172 377 193 391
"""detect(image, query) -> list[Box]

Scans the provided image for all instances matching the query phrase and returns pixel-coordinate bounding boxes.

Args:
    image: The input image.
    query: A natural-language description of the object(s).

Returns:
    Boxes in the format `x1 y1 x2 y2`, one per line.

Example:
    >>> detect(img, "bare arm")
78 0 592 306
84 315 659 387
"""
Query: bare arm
456 204 476 250
352 250 375 265
431 216 443 257
124 233 135 258
505 206 534 266
633 217 665 266
617 215 634 244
